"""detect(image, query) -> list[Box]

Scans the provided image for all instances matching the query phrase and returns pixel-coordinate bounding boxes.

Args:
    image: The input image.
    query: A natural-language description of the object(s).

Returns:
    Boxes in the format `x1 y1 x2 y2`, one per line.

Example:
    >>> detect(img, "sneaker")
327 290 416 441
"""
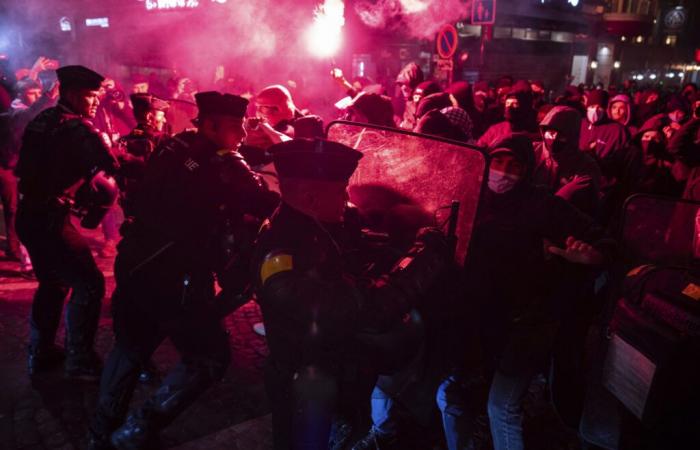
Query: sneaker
28 345 66 375
65 351 102 382
351 428 398 450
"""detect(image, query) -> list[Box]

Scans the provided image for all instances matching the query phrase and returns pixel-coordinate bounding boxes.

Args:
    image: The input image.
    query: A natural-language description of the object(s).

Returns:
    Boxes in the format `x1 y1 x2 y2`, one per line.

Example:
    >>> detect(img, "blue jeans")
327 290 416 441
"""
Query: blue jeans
487 371 534 450
369 383 398 437
436 374 474 450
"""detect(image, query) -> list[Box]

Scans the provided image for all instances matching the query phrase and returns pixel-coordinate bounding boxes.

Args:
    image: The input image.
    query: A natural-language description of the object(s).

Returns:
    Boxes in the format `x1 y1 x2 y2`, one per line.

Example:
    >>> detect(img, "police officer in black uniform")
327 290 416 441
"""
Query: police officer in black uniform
88 91 279 450
252 138 452 449
116 93 170 217
15 65 118 379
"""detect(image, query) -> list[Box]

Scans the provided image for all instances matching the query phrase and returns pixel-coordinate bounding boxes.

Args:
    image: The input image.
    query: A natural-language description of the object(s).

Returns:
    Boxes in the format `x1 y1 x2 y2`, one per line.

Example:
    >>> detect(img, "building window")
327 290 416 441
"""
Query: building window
552 31 574 43
493 27 512 39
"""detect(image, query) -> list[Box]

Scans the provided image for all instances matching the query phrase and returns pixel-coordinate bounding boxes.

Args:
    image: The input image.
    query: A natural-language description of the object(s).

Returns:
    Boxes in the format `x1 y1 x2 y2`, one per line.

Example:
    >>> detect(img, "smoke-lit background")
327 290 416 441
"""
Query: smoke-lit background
0 0 473 116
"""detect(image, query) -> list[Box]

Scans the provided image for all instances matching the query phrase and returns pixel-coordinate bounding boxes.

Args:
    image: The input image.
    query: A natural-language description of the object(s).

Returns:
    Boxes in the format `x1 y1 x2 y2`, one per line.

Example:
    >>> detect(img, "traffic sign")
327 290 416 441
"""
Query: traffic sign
472 0 496 25
436 24 459 60
437 58 454 72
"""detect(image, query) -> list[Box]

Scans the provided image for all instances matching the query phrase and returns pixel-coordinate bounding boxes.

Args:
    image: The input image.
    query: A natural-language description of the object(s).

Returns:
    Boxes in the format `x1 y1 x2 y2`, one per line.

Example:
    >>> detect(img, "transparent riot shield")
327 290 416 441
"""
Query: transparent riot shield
619 194 700 268
326 121 486 265
580 194 700 449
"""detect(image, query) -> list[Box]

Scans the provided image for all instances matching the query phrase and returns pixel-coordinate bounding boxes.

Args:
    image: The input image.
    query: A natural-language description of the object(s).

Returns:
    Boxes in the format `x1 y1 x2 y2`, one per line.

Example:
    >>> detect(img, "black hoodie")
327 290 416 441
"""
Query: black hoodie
465 133 609 373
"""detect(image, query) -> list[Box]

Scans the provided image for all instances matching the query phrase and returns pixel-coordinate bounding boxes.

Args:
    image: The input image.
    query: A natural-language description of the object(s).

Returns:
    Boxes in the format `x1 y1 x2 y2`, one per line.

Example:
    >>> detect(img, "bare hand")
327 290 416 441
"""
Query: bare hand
547 236 604 265
47 81 60 99
331 68 344 80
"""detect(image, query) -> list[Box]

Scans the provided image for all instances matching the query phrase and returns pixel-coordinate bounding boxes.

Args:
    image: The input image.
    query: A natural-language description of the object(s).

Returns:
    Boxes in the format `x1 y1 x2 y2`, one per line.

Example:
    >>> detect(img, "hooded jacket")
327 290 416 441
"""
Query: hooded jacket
533 106 601 216
465 133 609 373
396 63 425 130
607 94 636 134
627 114 684 197
477 81 539 147
578 109 633 223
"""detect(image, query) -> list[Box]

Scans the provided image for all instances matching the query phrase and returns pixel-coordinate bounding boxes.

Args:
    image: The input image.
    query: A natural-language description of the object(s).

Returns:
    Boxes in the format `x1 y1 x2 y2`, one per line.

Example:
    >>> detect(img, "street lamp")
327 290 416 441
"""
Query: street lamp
613 61 621 69
590 61 598 69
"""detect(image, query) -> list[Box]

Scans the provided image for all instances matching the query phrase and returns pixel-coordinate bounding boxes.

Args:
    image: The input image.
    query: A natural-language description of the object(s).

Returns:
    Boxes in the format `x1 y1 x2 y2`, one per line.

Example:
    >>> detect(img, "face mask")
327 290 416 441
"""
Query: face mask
669 111 685 123
487 169 521 194
641 140 664 158
586 107 603 124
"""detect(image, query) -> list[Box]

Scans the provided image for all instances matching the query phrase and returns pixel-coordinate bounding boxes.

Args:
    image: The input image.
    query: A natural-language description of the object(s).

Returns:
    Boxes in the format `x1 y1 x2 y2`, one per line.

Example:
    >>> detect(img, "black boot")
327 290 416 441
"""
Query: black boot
65 349 102 381
110 411 160 450
28 345 65 375
351 428 399 450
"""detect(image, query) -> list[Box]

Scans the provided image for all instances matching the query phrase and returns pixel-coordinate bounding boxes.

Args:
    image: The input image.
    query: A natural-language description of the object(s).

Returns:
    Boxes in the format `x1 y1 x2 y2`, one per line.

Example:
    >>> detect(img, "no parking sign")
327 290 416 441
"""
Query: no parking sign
436 24 458 60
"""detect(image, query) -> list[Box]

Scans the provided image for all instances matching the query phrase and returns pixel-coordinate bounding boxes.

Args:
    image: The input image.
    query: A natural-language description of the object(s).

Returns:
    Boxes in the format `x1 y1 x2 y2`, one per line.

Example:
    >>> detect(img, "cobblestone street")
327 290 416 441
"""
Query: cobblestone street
0 221 273 450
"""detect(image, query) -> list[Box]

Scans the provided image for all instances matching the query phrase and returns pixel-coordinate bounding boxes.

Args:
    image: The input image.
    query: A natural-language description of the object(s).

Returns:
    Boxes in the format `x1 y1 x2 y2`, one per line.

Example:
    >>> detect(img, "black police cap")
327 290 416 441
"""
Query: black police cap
130 93 170 113
269 138 363 182
195 91 248 118
56 65 104 91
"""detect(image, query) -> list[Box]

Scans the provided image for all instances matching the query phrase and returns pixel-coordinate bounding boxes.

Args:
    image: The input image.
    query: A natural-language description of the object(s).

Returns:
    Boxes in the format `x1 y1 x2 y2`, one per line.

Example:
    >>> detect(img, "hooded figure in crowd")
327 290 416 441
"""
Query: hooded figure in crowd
607 94 636 135
477 80 538 148
436 133 611 450
533 106 601 216
345 92 396 128
396 62 425 130
628 113 685 197
579 89 634 225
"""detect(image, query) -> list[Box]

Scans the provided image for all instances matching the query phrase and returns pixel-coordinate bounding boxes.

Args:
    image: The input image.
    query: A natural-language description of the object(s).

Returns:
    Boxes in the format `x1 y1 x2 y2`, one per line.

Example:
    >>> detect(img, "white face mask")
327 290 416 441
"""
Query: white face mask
487 169 521 194
586 107 604 124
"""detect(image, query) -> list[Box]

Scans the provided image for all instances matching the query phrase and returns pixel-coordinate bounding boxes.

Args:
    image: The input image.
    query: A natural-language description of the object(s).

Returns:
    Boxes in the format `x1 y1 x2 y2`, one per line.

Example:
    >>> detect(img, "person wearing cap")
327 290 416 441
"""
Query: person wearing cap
14 65 118 379
344 91 396 128
251 138 452 449
436 133 611 450
88 91 279 450
627 113 684 197
579 89 633 225
533 105 602 217
1 77 58 267
115 93 171 218
477 80 539 148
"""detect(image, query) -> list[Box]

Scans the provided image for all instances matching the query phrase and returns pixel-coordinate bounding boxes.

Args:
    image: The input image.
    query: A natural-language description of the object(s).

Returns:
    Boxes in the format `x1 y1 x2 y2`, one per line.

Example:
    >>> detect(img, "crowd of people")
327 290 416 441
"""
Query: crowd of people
0 55 699 450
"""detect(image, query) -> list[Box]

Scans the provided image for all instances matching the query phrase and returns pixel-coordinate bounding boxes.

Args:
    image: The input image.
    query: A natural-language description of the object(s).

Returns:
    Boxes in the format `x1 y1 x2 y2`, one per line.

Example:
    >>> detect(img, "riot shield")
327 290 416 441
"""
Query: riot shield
619 194 700 268
326 121 486 265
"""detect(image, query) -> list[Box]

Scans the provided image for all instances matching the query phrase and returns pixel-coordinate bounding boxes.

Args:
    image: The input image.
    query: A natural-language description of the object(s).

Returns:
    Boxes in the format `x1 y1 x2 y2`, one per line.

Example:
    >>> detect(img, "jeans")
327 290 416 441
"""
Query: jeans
436 374 474 450
486 371 535 450
370 384 398 437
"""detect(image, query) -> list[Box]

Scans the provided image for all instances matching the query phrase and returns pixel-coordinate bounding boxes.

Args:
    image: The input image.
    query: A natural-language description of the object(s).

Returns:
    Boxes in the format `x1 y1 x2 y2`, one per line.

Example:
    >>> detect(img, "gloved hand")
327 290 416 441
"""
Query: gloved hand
415 227 453 258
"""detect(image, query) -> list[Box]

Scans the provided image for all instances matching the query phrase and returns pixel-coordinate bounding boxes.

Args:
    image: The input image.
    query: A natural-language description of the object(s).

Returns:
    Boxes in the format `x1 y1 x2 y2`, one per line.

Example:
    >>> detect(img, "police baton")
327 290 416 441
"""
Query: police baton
446 200 460 258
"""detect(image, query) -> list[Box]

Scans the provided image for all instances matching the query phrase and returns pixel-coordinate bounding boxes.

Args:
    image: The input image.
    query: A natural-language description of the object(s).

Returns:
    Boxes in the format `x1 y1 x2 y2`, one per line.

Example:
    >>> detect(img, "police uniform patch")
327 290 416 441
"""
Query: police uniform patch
260 252 293 284
681 283 700 301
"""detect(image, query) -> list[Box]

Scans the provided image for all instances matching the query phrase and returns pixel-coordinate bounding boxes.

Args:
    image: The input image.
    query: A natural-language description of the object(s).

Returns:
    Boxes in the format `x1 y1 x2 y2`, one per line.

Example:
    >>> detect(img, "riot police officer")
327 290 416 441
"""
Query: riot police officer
15 65 118 379
116 93 170 217
251 138 452 449
88 91 279 450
